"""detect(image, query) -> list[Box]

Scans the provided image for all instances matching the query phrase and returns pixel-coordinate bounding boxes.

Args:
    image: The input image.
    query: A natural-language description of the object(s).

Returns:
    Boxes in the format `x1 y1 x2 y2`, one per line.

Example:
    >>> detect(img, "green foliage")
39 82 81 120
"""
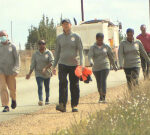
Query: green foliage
26 14 56 50
53 81 150 135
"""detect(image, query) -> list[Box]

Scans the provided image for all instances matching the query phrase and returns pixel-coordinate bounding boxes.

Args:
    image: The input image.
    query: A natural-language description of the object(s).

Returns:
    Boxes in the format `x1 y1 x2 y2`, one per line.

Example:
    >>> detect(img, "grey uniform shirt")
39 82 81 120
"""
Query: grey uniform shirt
30 49 54 78
88 43 116 71
0 42 20 75
118 39 150 68
53 32 83 68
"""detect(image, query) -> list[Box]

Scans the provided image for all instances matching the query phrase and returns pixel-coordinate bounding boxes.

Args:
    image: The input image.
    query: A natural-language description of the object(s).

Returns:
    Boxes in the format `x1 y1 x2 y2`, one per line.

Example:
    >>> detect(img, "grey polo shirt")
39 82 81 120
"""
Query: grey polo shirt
53 32 83 68
0 42 20 75
118 39 150 68
88 43 116 71
30 49 54 78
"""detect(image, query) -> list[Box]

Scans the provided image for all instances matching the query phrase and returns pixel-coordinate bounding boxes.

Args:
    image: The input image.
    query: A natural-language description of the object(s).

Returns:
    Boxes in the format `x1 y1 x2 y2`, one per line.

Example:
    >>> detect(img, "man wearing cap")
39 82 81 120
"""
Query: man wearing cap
52 19 83 112
137 25 150 79
0 30 20 112
26 40 54 106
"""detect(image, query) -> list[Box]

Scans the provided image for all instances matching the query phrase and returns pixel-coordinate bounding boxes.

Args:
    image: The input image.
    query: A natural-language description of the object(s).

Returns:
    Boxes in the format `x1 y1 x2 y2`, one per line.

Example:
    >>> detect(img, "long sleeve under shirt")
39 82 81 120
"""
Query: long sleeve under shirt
0 42 20 75
88 43 116 71
53 32 83 68
118 39 150 68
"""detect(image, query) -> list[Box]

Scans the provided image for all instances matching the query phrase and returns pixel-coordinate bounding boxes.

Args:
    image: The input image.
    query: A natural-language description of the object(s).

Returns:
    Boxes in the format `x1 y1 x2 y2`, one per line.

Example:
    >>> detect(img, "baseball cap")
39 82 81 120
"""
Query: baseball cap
61 19 71 24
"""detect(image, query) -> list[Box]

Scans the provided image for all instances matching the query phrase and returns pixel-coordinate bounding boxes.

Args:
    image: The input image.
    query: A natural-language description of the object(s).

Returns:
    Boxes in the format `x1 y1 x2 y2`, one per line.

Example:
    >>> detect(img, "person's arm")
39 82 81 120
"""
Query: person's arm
88 46 94 66
52 37 61 69
42 51 54 73
76 35 84 66
139 41 150 63
107 46 117 71
12 46 20 75
26 53 36 79
118 42 124 69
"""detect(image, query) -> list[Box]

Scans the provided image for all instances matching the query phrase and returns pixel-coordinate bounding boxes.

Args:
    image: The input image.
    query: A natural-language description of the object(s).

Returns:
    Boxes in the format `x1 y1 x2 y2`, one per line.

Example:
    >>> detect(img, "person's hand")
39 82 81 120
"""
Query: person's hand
113 66 118 72
90 62 93 67
80 66 84 72
52 67 56 75
13 73 18 77
42 68 47 75
26 74 31 80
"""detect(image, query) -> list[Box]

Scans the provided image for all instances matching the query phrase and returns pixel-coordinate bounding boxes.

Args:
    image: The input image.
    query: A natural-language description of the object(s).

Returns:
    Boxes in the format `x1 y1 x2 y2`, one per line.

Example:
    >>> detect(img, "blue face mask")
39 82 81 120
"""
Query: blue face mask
0 36 8 43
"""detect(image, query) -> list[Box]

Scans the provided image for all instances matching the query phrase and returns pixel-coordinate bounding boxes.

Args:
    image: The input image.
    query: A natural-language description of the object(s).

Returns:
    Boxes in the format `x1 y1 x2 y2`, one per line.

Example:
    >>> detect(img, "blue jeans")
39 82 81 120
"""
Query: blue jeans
36 77 50 101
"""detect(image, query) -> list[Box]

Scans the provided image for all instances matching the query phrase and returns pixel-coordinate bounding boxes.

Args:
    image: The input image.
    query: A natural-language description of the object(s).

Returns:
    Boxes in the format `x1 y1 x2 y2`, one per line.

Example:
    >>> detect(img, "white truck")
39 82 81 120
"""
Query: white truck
57 19 120 66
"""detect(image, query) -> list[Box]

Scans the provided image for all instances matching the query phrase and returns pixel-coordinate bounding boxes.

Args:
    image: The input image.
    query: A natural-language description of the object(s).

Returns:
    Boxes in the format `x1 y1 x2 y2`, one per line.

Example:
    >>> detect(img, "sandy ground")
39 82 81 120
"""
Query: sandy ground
0 84 127 135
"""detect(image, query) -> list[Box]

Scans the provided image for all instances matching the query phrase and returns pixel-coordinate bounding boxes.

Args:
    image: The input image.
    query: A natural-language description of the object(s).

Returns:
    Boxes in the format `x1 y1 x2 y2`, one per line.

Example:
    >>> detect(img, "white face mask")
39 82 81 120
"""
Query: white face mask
0 36 8 43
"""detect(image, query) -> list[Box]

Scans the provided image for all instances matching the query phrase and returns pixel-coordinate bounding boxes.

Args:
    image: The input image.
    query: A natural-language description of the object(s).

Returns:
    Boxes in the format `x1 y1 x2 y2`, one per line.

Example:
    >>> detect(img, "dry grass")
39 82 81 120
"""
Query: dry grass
55 81 150 135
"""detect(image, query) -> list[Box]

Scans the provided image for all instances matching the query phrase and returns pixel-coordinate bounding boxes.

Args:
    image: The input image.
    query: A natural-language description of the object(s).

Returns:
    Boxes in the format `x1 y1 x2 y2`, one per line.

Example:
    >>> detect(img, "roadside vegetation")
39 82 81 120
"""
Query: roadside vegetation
53 81 150 135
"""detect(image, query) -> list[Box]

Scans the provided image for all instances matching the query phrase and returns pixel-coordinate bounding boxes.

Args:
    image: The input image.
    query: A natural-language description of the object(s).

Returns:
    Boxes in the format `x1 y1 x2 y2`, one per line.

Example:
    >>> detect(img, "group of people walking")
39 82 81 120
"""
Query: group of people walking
0 19 150 113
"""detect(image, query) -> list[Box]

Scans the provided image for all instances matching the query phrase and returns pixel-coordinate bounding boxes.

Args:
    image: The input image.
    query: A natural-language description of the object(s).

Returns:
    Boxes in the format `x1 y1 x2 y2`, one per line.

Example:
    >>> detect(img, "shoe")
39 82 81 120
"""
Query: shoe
11 100 17 109
72 106 78 112
56 104 66 112
3 106 9 112
38 101 43 106
98 99 106 104
45 98 50 105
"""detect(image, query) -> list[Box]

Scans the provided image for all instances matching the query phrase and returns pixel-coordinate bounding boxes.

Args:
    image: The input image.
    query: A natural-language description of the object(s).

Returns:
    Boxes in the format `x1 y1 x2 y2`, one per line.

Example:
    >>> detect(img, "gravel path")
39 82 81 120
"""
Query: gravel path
0 84 127 135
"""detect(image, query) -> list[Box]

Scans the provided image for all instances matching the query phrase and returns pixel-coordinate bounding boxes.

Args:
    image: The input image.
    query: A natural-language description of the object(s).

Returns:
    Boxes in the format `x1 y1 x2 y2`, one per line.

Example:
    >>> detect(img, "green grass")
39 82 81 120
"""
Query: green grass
53 81 150 135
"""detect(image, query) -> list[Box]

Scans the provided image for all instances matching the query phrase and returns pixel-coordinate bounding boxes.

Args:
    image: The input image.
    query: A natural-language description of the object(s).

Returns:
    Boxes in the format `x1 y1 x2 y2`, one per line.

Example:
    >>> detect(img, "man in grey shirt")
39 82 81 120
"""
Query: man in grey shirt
0 31 20 112
52 19 83 112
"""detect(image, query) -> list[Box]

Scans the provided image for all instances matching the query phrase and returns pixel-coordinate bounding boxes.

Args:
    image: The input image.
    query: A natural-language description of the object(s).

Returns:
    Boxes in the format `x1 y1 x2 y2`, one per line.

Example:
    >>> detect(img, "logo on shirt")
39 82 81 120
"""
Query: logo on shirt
8 47 12 52
103 48 107 52
45 54 49 59
71 37 75 42
134 44 139 48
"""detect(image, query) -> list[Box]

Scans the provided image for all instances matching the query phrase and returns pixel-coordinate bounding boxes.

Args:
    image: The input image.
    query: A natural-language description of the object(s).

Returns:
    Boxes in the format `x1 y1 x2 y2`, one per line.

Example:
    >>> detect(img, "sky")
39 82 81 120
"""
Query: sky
0 0 149 49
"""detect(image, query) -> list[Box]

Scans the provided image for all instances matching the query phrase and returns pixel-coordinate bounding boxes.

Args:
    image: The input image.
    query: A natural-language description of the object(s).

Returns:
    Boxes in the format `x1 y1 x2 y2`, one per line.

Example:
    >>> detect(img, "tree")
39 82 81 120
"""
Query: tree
26 15 56 50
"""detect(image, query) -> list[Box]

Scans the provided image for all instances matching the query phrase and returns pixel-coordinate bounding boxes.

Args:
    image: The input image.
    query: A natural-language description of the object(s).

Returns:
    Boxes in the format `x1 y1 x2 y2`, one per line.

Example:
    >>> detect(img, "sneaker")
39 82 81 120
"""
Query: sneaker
98 99 106 104
11 100 17 109
45 98 50 105
3 106 9 112
72 106 78 112
56 104 66 112
38 101 43 106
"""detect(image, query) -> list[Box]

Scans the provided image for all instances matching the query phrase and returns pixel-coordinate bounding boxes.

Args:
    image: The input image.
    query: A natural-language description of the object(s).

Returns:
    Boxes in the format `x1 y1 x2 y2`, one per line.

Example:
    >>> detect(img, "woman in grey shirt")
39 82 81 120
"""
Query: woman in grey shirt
118 28 150 90
26 40 54 106
88 33 117 103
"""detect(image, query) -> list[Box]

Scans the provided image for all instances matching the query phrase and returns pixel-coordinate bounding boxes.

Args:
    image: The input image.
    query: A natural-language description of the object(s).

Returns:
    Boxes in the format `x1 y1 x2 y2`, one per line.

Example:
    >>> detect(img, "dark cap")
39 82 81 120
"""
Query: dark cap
126 28 134 34
96 33 104 39
38 40 46 45
62 19 71 24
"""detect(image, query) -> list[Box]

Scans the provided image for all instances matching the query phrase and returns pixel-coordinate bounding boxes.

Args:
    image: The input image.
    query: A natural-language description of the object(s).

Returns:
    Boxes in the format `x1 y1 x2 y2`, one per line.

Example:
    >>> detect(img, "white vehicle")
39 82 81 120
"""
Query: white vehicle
57 19 120 66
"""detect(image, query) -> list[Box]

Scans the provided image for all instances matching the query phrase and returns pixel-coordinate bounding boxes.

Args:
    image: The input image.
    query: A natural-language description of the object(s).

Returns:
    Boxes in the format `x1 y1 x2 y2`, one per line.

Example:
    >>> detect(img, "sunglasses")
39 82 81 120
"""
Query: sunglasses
39 43 46 45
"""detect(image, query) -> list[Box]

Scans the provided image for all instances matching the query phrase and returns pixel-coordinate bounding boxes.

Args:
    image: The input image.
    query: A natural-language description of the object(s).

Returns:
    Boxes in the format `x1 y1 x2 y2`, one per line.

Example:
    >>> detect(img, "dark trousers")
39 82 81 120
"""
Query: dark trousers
124 67 140 90
58 64 80 107
36 77 50 101
141 53 150 79
93 69 109 99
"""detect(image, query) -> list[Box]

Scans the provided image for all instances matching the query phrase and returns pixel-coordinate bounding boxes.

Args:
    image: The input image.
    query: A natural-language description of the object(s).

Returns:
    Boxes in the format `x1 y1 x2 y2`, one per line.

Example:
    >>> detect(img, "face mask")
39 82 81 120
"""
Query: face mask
0 36 8 43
